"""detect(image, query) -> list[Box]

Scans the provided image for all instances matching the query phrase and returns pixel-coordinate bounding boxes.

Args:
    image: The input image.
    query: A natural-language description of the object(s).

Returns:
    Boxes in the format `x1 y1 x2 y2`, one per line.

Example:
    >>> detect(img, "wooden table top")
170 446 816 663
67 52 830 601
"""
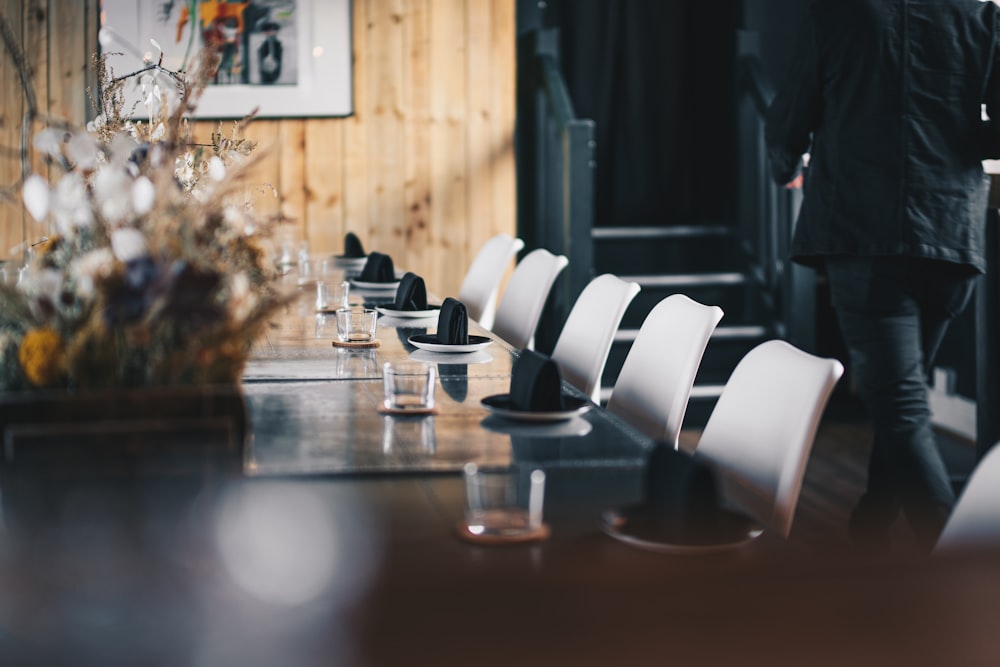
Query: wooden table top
2 288 999 664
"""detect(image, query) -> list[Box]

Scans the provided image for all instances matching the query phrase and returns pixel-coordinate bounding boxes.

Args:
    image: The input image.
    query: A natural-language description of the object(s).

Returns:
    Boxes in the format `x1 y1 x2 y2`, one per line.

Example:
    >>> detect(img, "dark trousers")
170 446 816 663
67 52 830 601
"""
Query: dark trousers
825 257 978 551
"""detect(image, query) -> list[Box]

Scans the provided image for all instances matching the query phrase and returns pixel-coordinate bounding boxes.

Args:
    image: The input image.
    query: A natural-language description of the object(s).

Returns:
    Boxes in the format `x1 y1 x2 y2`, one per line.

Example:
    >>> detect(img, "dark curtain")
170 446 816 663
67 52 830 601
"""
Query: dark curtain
546 0 741 227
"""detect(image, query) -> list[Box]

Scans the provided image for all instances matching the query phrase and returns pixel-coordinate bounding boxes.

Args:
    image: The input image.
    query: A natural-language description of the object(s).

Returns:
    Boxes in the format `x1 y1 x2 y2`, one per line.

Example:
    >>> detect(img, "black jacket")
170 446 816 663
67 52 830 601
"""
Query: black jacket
765 0 1000 272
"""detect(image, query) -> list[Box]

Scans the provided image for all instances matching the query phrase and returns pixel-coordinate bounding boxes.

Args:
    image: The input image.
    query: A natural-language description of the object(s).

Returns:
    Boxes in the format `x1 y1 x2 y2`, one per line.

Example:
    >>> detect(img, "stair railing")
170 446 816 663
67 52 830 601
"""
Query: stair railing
516 28 596 354
735 30 815 353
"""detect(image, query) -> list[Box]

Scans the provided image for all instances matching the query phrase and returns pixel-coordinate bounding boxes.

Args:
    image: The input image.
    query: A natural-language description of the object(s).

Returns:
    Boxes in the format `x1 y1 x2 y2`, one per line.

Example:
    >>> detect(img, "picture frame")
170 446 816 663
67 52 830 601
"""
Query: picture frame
99 0 353 119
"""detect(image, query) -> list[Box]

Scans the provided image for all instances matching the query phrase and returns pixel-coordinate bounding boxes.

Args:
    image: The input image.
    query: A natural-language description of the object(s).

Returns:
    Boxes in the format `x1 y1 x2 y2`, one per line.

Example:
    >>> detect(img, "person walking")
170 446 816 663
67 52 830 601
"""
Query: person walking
765 0 1000 552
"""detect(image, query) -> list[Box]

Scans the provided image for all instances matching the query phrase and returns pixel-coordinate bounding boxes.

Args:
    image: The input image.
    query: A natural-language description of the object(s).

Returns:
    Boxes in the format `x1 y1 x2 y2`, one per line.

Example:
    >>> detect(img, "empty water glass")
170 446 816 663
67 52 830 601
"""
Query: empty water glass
463 463 546 538
382 361 436 410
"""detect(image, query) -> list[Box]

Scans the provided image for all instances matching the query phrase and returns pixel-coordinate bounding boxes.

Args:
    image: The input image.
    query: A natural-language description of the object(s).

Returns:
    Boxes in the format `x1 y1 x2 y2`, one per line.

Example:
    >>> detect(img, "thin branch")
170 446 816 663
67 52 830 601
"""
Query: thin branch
111 62 185 88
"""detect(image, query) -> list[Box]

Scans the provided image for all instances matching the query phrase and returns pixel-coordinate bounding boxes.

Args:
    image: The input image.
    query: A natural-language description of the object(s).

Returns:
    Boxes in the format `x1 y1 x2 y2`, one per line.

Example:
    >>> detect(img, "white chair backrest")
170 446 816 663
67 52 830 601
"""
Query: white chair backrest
550 274 641 404
935 444 1000 553
693 339 844 538
492 249 569 350
457 234 524 329
607 294 724 447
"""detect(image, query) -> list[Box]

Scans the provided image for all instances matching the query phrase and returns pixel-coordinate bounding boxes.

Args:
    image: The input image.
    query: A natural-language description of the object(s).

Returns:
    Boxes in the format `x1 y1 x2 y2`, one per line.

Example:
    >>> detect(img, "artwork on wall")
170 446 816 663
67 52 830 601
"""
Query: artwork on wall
99 0 353 118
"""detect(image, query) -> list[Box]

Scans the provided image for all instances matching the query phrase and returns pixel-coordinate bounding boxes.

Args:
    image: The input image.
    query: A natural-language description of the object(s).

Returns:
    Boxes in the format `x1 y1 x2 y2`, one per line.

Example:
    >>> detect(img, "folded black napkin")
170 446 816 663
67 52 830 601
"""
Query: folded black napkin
343 232 366 258
359 251 395 283
633 442 722 541
435 297 469 345
394 272 428 311
509 349 565 412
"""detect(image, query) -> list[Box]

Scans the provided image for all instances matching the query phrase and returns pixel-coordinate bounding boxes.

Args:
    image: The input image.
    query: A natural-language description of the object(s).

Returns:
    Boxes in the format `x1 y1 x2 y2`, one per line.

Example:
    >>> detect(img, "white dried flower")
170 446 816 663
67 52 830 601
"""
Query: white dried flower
110 228 148 263
33 128 63 158
69 248 115 298
94 167 132 224
51 172 93 234
66 131 100 170
22 175 50 222
131 176 155 216
208 156 226 182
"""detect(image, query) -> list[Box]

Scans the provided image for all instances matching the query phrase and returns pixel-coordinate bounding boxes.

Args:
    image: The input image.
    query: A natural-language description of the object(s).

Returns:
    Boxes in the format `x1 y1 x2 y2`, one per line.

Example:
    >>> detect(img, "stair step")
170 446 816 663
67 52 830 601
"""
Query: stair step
592 224 732 240
593 226 744 275
621 281 768 329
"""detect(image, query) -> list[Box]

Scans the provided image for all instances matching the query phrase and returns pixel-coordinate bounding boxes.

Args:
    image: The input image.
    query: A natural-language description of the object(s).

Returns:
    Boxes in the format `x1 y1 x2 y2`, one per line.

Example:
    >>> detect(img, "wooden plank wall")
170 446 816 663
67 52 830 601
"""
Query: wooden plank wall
0 0 516 297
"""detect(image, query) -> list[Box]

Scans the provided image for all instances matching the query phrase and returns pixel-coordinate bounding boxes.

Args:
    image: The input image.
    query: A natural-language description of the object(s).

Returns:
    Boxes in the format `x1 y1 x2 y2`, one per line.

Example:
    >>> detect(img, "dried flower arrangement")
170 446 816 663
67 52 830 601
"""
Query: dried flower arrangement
0 17 292 392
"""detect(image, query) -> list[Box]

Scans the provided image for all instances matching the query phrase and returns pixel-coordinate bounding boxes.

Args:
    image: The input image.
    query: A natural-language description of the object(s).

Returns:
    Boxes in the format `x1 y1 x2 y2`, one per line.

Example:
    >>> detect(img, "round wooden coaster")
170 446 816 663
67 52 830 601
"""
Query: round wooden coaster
377 405 439 416
331 339 381 349
455 521 551 546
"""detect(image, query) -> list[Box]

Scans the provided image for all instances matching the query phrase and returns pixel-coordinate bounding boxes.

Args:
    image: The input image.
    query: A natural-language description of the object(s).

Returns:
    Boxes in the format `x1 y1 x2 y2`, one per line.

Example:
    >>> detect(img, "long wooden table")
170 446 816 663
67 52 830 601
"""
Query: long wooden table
2 286 1000 665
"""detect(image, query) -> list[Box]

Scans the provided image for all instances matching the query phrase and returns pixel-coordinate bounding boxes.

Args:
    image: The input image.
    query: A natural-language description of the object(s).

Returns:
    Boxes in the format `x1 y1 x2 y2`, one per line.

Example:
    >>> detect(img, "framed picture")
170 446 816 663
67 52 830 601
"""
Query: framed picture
99 0 353 119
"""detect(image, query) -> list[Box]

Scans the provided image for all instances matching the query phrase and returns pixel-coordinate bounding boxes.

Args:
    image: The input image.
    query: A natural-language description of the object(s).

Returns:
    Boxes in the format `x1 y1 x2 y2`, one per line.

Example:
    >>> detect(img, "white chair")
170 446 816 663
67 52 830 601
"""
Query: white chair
607 294 724 448
550 274 641 404
935 444 1000 553
693 339 844 538
457 233 524 329
492 249 569 350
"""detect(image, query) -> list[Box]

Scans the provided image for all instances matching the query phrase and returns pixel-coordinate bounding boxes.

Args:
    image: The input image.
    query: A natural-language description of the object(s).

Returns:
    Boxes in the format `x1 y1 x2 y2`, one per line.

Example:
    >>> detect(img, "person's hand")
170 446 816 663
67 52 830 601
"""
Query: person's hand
785 153 810 189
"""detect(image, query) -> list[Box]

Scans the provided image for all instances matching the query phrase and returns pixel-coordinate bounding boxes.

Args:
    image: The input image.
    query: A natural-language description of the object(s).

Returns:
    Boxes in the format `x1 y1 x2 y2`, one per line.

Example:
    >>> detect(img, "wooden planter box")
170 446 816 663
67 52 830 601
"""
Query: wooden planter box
0 385 247 479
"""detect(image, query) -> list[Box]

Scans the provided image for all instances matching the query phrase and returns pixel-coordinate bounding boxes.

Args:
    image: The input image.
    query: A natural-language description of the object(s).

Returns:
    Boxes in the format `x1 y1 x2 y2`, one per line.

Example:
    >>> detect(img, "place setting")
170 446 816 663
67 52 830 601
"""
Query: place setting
455 462 549 545
407 298 494 354
378 359 439 416
330 231 370 274
600 443 763 556
331 306 380 349
374 272 441 320
479 349 592 423
350 251 404 291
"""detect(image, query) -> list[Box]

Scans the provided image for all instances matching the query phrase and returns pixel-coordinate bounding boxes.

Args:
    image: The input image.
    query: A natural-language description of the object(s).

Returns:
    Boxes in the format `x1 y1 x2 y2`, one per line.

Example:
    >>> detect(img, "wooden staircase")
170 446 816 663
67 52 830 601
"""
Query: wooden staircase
594 224 775 428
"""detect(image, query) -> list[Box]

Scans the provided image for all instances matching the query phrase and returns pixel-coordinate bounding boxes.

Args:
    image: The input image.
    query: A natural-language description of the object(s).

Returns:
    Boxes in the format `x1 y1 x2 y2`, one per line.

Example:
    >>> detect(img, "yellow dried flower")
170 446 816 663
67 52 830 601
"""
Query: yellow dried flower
18 327 66 387
35 235 60 257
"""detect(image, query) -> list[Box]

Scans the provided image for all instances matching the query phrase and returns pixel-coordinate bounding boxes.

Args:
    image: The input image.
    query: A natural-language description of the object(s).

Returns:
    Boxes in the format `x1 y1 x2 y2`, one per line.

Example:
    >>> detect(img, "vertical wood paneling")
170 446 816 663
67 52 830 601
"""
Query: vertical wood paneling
466 0 493 264
278 118 306 241
402 0 431 277
429 0 468 295
342 0 370 252
304 118 344 254
48 0 87 123
0 0 517 298
1 0 25 260
490 0 516 255
25 0 48 184
366 0 405 262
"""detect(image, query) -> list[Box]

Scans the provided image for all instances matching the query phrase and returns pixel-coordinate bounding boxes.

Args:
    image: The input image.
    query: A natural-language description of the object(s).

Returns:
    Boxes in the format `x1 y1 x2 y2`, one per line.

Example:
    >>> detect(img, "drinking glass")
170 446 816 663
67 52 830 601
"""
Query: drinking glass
462 463 545 538
382 361 436 410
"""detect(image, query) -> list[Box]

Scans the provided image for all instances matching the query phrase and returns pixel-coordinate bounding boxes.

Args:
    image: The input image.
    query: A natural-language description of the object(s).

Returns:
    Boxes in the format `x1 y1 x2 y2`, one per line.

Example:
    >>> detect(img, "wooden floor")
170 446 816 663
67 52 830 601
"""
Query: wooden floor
678 395 977 552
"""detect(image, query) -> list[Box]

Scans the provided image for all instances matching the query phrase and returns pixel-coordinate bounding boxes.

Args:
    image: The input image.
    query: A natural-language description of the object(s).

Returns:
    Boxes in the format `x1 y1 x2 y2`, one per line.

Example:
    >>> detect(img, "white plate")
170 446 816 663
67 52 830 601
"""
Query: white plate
331 255 368 270
352 279 401 291
480 393 592 422
407 334 493 353
376 306 441 319
409 349 493 365
600 509 763 556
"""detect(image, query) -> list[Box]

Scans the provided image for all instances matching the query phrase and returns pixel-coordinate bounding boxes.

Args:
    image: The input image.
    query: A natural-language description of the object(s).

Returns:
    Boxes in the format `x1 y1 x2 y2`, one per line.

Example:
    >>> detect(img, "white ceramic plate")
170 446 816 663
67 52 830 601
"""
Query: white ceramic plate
331 255 368 271
351 279 401 291
479 393 592 422
376 306 441 319
407 334 493 353
599 509 763 556
409 349 493 365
